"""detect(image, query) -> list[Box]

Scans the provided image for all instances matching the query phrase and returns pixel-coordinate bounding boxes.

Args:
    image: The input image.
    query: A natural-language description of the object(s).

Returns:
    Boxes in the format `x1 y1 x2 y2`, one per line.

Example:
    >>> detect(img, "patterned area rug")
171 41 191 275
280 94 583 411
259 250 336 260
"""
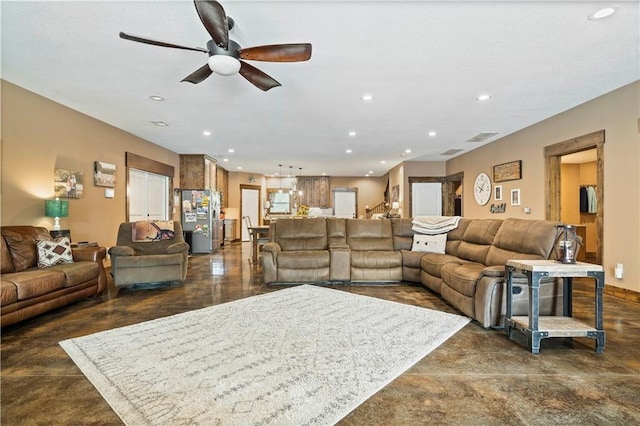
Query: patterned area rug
60 285 470 425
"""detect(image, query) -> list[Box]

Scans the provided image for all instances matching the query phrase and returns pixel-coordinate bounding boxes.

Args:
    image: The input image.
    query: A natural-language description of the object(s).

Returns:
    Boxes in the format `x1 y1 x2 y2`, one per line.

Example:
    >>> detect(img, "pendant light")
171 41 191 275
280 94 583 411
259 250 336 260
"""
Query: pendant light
298 168 303 196
278 164 283 193
289 166 294 195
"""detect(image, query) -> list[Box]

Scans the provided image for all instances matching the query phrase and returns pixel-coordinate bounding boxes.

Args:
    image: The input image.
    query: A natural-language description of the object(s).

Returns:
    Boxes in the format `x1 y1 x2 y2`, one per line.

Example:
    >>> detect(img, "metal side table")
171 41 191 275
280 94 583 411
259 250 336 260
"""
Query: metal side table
505 259 605 354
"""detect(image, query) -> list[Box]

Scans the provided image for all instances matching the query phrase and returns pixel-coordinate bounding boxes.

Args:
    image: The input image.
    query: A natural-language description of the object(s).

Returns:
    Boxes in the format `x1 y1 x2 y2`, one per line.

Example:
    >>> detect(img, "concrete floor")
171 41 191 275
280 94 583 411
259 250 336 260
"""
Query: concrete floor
2 242 639 425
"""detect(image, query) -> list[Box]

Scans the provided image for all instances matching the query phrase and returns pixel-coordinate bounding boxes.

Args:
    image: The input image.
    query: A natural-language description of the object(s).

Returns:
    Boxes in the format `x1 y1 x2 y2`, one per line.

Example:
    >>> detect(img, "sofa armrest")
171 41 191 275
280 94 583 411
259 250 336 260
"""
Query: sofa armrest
108 246 136 257
166 242 190 254
262 242 281 284
482 265 504 277
72 246 108 294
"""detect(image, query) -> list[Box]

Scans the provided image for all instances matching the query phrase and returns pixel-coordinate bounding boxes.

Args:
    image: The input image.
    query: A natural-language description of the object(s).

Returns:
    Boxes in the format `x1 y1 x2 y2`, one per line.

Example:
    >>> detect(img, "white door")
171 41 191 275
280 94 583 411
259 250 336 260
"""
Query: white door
334 190 357 218
241 188 260 241
128 169 169 222
412 182 442 217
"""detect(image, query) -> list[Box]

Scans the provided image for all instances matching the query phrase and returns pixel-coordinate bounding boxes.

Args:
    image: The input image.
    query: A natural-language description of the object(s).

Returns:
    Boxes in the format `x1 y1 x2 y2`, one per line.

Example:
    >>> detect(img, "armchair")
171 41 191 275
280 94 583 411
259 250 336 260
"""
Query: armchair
108 221 189 288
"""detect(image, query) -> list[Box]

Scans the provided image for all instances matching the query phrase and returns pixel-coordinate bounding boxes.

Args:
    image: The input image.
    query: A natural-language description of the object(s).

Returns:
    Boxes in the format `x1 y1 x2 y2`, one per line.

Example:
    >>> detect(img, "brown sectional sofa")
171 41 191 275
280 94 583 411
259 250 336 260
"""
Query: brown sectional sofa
1 226 107 327
262 217 563 327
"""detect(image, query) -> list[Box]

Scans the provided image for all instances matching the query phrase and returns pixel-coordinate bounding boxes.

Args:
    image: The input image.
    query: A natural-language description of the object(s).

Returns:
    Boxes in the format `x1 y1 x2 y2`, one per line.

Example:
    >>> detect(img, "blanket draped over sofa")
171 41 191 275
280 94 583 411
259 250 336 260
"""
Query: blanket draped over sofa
262 217 563 328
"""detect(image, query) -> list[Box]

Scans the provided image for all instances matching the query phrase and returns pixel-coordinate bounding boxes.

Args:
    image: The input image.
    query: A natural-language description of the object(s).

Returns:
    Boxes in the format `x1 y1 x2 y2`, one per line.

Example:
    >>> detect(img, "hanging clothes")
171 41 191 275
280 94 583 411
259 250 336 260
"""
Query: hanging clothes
587 185 597 213
580 186 588 213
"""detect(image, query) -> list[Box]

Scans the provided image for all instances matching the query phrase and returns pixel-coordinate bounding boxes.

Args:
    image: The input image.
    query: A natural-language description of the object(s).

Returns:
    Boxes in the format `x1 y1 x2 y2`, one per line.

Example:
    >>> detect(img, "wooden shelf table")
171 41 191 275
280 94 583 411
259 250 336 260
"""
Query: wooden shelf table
505 259 605 354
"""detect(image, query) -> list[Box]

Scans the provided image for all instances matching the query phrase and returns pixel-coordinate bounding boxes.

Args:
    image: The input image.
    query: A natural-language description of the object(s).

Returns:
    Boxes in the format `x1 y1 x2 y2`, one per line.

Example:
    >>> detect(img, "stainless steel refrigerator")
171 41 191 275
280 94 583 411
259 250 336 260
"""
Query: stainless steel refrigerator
181 189 221 253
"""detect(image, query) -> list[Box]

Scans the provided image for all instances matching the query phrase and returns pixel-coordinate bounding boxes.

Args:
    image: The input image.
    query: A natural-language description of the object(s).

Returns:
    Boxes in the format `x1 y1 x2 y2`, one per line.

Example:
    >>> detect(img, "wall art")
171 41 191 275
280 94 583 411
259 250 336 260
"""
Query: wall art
94 161 116 187
54 168 84 199
493 160 522 182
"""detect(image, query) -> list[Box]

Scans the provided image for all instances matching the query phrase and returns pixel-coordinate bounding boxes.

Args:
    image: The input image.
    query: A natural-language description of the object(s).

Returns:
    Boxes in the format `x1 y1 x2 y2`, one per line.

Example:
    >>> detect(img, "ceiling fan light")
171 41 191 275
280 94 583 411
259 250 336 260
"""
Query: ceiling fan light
208 55 241 76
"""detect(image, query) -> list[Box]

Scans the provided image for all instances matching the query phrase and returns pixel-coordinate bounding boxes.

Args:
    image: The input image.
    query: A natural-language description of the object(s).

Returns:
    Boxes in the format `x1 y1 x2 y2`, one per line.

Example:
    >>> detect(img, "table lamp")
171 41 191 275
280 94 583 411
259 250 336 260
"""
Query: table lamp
45 198 69 231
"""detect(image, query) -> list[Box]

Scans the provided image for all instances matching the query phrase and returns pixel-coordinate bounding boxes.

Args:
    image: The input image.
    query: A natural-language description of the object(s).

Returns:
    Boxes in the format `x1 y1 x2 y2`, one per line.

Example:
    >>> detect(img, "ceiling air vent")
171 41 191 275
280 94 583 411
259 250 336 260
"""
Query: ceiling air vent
441 149 464 156
466 132 498 143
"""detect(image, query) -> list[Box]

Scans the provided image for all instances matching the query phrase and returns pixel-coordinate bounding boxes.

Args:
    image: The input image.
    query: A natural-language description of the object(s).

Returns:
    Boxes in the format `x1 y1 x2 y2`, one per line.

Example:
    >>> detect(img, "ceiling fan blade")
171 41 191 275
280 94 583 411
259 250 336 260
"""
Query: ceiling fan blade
239 61 281 91
119 32 208 53
181 64 213 84
194 0 229 50
238 43 312 62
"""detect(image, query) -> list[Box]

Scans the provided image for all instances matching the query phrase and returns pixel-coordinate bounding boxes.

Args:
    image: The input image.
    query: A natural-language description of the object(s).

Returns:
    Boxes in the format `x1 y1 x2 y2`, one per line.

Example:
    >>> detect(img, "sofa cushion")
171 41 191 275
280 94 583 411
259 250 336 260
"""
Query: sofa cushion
351 251 402 268
456 219 502 264
485 218 558 266
51 261 100 287
1 281 18 306
327 218 347 246
444 219 471 256
1 236 15 274
420 253 467 278
441 262 486 297
274 218 328 251
36 237 74 268
411 233 446 253
131 220 175 242
2 227 52 272
346 219 394 251
401 250 424 269
2 269 66 300
277 250 330 269
391 219 414 250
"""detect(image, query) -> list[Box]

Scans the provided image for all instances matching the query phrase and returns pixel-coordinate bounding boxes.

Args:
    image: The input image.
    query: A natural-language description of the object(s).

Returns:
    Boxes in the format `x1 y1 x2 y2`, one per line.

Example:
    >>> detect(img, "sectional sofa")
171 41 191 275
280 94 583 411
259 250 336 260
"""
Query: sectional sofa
262 217 563 327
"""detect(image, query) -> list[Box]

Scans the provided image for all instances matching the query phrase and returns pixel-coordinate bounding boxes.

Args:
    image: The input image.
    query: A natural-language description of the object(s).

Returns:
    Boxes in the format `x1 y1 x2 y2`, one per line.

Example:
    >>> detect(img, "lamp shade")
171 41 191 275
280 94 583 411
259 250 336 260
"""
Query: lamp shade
45 199 69 218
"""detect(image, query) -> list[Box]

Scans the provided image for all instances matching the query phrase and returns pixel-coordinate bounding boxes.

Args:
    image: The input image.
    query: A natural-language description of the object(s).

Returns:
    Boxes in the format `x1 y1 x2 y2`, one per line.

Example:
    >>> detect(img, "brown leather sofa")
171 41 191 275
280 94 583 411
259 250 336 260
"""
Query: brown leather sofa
1 226 107 327
262 217 563 327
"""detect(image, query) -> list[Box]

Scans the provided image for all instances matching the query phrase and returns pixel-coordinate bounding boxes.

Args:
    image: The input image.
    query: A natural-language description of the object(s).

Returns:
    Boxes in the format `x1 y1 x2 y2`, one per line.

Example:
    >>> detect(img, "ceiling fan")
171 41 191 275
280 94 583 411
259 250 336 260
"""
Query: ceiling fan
119 0 312 91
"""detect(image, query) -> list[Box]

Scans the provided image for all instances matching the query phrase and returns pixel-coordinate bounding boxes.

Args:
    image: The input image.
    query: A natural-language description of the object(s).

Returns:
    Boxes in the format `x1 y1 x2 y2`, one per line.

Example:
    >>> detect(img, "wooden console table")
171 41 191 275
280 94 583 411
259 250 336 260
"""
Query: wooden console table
505 259 605 354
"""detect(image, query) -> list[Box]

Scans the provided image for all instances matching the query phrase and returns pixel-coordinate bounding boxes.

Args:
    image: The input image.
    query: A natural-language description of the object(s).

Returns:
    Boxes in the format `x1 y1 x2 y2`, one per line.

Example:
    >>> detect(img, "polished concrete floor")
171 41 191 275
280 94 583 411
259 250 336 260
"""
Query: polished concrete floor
2 242 639 425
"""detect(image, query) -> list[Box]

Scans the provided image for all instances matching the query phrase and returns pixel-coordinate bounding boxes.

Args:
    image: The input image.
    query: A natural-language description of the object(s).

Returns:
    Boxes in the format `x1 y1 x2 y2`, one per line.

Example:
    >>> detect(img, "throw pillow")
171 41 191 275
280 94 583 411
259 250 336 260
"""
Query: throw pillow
131 220 175 242
36 237 74 268
411 233 447 254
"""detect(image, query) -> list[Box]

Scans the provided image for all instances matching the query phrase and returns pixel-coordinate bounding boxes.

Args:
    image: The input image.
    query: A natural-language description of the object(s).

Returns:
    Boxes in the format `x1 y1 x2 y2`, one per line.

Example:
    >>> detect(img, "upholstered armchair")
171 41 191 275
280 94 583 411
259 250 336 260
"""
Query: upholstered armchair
108 221 189 288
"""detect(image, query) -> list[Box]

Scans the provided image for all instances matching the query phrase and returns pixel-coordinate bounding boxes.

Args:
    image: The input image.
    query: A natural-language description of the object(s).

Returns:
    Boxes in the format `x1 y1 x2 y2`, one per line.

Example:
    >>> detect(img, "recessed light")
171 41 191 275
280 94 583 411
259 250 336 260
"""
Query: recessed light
346 149 353 154
348 131 357 137
588 7 617 20
322 172 327 176
361 94 374 102
380 160 386 164
368 170 373 174
228 149 234 153
236 166 242 170
365 173 370 177
223 158 229 162
202 130 211 136
151 120 168 126
149 95 164 101
476 94 491 101
428 131 437 137
405 149 412 153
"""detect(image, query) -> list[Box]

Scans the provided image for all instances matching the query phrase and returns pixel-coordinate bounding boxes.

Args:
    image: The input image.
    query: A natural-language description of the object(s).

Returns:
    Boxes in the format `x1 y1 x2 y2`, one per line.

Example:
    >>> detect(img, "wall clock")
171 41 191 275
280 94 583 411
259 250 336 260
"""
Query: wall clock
474 172 492 206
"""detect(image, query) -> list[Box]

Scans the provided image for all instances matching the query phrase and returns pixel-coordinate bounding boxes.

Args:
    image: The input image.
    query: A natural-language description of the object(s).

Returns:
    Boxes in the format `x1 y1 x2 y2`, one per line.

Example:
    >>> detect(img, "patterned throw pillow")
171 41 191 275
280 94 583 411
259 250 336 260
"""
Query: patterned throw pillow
36 237 74 268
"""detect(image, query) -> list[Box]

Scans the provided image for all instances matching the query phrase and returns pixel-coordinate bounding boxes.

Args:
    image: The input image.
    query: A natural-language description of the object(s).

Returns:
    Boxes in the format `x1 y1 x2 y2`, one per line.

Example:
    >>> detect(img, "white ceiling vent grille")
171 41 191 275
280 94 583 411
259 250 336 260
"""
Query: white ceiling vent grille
441 149 464 156
466 132 498 143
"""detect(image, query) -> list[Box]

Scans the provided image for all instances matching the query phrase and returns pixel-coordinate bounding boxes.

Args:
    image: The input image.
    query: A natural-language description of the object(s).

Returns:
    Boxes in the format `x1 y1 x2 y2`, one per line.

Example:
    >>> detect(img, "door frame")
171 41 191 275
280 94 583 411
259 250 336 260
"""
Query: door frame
332 187 357 218
240 184 262 241
408 173 462 217
544 130 604 264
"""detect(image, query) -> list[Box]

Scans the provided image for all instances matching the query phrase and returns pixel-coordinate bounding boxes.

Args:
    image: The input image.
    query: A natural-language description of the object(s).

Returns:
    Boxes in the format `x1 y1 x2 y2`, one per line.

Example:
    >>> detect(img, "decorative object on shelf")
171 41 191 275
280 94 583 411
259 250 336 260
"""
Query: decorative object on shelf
54 168 84 198
493 160 522 182
510 189 521 206
45 198 69 231
94 161 116 187
297 205 309 216
553 224 582 264
473 172 492 206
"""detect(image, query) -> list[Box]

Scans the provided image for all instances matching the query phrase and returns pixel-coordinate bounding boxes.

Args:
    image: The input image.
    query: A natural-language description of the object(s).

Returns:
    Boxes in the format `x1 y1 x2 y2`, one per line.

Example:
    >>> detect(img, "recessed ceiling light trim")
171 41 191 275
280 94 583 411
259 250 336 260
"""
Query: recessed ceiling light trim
361 94 374 102
151 120 168 126
149 95 164 101
588 7 617 20
476 94 491 101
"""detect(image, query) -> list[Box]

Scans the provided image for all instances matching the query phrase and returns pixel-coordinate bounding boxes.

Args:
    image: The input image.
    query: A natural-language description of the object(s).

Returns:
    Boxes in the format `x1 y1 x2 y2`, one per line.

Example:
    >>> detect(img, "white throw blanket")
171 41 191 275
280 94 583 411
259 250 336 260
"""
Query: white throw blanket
412 215 462 234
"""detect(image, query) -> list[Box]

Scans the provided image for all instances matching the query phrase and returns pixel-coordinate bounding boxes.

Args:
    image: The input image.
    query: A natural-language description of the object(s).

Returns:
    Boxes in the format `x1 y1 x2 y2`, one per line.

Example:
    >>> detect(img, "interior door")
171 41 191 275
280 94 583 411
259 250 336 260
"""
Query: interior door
333 189 357 218
241 186 260 241
411 182 442 217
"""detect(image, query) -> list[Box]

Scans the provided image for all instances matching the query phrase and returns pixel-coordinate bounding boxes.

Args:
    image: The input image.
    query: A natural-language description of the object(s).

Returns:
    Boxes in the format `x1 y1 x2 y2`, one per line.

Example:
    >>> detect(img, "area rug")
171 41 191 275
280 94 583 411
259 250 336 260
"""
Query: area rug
60 285 470 425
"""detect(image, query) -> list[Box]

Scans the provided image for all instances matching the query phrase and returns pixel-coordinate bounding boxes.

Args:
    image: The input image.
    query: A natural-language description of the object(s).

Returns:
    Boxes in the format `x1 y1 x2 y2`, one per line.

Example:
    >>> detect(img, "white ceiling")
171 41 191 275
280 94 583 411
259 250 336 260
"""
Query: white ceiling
2 1 638 177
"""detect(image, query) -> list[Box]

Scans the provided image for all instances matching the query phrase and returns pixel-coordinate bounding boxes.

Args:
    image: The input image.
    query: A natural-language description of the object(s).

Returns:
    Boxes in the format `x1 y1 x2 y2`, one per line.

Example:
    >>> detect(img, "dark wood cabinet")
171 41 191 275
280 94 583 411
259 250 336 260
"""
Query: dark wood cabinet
297 176 331 208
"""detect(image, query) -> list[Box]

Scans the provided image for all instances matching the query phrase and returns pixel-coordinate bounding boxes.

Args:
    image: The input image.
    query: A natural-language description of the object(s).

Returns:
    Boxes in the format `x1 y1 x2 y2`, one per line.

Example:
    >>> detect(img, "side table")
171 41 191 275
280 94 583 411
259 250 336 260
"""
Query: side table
505 259 605 354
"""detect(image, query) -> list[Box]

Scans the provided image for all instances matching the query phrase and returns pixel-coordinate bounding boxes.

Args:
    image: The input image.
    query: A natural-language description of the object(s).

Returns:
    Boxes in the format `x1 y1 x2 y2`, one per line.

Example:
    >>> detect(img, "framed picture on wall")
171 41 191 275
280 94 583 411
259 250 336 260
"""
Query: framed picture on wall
94 161 116 187
510 189 521 206
494 185 503 201
54 168 84 199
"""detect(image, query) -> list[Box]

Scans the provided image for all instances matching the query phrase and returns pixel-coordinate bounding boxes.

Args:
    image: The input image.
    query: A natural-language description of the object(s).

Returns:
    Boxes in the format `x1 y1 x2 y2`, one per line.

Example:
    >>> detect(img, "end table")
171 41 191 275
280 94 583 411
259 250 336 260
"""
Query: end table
505 259 605 354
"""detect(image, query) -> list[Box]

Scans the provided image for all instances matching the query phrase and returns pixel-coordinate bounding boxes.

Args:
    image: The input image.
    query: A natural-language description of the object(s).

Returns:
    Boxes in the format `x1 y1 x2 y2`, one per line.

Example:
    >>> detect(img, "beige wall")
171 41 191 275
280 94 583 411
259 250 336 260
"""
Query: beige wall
1 81 180 249
446 81 640 292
